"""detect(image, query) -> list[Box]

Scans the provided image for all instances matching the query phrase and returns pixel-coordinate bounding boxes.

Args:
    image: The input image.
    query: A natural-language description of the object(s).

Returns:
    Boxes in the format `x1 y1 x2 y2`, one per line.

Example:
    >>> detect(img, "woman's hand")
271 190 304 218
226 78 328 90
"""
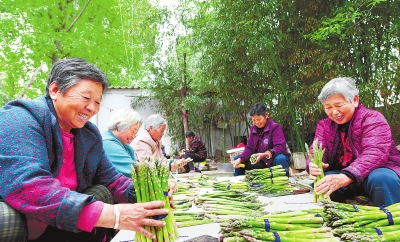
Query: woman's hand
232 158 242 168
170 159 187 172
314 174 352 199
97 201 168 239
252 152 270 163
168 181 178 194
308 162 329 179
168 181 177 209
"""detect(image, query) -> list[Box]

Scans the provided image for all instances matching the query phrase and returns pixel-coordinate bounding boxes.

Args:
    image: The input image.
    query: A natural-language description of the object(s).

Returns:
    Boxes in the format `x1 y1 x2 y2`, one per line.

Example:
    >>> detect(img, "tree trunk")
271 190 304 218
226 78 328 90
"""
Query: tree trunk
175 50 189 149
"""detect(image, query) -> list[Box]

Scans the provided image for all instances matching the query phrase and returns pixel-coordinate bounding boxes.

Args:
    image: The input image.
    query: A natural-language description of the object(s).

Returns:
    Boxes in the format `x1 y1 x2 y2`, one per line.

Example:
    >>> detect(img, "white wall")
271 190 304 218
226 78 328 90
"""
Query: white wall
90 87 248 160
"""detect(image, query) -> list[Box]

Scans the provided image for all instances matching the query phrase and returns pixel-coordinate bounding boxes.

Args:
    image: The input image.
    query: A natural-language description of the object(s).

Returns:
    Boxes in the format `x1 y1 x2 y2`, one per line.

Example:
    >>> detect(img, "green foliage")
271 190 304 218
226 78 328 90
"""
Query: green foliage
2 0 399 152
140 0 399 151
0 0 158 105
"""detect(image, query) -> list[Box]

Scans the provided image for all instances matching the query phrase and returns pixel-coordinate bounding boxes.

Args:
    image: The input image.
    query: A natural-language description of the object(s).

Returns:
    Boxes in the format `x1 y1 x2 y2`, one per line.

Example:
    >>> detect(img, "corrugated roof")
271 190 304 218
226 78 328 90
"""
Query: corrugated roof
108 86 140 89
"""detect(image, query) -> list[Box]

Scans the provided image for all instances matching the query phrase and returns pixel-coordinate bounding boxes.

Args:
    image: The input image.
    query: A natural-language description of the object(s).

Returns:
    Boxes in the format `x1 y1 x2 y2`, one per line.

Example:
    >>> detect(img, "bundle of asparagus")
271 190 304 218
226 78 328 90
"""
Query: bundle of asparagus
197 190 259 203
245 165 294 195
213 180 248 192
321 200 400 241
173 211 214 227
171 194 194 211
306 139 328 203
220 208 337 242
174 181 197 195
196 191 266 219
131 157 179 242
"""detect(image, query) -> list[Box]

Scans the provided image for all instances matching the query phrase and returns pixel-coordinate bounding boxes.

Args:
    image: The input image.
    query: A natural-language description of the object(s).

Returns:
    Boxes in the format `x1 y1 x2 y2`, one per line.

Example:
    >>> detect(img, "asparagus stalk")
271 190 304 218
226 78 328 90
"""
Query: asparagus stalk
306 139 328 203
176 219 214 228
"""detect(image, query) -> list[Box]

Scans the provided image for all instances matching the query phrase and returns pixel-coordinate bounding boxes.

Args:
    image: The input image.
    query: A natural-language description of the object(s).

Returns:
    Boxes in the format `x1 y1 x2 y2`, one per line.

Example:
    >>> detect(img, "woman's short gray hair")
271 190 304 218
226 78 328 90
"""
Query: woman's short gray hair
107 109 142 132
318 77 359 104
45 58 109 97
144 114 167 131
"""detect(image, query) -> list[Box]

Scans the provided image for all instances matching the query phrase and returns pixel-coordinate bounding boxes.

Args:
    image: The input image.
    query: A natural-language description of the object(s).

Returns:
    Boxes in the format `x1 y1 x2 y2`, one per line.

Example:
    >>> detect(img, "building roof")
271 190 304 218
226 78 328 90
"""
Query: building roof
108 86 139 89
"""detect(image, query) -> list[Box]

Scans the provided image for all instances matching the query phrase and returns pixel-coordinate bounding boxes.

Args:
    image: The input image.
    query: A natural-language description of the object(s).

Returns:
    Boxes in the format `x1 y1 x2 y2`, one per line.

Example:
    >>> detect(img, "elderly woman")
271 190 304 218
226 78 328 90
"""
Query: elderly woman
233 102 291 176
0 58 169 242
132 114 186 172
102 109 142 177
307 77 400 207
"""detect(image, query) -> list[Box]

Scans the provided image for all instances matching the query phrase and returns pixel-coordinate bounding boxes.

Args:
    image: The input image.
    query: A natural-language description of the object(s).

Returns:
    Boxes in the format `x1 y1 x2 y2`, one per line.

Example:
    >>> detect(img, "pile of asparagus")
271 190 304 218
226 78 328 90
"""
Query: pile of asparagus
173 210 214 228
245 165 294 195
131 157 178 242
322 200 400 241
213 180 248 192
197 191 266 219
175 181 197 195
172 194 194 210
220 208 339 242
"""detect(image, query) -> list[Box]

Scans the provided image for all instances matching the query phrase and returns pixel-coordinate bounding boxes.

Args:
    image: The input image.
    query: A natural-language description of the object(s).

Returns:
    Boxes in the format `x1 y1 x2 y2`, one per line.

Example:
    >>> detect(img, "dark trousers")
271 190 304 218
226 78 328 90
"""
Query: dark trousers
325 168 400 207
0 185 115 242
184 152 205 171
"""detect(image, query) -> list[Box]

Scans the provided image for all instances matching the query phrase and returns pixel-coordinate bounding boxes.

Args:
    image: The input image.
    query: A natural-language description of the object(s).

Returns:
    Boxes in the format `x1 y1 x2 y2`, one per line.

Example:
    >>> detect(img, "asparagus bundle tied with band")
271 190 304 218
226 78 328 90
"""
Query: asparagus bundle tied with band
131 157 179 242
306 139 329 203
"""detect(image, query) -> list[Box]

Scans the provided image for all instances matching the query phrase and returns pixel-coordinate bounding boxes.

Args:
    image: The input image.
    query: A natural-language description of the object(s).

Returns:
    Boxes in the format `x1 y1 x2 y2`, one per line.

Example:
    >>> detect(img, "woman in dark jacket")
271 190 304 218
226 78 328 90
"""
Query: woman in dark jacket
182 130 207 173
0 58 170 242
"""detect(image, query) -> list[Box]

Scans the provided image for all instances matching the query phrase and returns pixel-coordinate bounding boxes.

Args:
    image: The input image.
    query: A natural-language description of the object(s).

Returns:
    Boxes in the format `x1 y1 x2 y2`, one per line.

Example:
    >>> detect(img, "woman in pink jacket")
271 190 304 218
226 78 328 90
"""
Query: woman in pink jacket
132 114 186 172
307 77 400 207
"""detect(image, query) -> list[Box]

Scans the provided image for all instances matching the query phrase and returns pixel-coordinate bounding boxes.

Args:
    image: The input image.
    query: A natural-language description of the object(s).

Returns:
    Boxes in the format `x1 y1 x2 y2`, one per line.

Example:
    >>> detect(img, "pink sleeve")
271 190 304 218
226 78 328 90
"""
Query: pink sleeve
76 201 104 232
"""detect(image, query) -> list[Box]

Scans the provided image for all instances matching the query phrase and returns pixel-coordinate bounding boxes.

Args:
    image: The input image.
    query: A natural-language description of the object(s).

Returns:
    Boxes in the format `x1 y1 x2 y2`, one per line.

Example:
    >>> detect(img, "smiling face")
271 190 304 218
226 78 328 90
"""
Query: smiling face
323 94 359 124
251 113 268 129
115 123 140 145
49 79 103 132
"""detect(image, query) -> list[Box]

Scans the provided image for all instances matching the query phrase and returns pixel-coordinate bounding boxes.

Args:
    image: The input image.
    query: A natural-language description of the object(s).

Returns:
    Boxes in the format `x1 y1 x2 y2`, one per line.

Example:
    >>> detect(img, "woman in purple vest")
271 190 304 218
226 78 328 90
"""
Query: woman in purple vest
307 77 400 207
232 102 291 176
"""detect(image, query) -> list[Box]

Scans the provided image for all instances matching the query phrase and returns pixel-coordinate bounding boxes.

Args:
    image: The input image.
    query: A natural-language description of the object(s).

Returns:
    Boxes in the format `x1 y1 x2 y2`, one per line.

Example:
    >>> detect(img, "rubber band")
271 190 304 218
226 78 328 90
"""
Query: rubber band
380 206 394 225
227 184 230 190
315 213 321 217
163 191 168 197
273 232 280 242
264 218 270 232
352 204 359 212
374 227 383 236
270 177 274 184
269 167 273 178
154 214 168 220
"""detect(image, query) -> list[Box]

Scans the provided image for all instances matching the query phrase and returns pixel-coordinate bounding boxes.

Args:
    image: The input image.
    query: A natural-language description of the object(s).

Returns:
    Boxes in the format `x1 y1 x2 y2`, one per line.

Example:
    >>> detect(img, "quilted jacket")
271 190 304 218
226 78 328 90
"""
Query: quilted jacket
0 97 133 232
239 118 291 167
306 105 400 185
